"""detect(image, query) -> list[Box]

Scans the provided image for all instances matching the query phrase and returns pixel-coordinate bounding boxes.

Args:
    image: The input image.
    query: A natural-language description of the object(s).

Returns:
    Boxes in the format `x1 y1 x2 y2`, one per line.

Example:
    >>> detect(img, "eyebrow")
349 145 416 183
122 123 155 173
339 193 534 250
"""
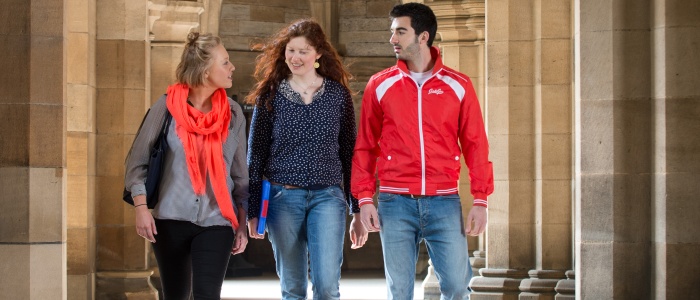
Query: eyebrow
391 27 408 32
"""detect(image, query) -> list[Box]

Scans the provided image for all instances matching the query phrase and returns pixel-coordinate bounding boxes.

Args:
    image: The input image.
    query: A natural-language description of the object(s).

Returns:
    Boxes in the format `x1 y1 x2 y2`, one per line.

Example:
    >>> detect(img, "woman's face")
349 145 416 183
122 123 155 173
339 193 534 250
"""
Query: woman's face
285 36 321 77
205 44 235 89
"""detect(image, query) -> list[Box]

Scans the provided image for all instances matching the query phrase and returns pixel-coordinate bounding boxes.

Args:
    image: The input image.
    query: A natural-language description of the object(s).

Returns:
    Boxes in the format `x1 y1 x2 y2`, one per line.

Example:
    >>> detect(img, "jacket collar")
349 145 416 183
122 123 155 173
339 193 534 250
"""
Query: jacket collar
396 46 444 75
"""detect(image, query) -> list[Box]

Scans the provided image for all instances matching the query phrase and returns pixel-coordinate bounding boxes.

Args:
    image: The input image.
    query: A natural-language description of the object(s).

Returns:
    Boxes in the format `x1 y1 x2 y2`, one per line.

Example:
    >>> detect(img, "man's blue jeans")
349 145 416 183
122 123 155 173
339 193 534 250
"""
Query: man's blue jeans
266 184 347 300
378 193 473 300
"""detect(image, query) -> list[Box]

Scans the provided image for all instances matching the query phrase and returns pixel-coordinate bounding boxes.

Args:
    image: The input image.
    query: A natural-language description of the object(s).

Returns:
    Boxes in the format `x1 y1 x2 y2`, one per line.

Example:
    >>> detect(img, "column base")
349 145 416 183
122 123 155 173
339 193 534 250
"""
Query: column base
469 268 529 300
518 270 566 300
554 270 575 300
96 270 158 300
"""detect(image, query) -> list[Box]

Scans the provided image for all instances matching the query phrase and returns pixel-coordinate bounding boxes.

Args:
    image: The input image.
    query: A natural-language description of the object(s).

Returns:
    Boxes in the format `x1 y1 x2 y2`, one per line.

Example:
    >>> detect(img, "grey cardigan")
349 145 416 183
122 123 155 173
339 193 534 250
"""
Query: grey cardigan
124 95 249 227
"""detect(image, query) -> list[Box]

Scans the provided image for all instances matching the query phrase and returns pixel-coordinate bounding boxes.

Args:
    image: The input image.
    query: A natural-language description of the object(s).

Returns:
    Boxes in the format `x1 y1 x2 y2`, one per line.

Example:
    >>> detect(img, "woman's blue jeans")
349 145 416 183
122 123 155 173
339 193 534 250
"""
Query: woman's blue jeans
266 184 347 300
378 193 473 300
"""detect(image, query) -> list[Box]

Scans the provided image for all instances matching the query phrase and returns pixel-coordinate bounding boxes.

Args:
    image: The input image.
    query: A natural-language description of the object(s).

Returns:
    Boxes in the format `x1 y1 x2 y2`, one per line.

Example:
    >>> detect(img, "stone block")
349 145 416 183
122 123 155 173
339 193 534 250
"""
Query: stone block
67 0 90 33
0 35 30 104
95 175 127 225
340 0 365 17
578 174 614 242
238 20 286 36
578 30 613 101
540 134 572 180
540 179 572 224
219 19 241 35
96 225 149 270
657 0 700 27
68 174 90 228
0 244 31 299
251 5 284 22
67 132 89 176
30 0 64 36
123 89 148 132
96 40 125 88
221 4 250 20
96 89 125 134
612 99 652 174
68 32 90 85
30 36 64 105
579 100 614 174
612 31 651 99
508 179 534 224
339 30 391 44
487 223 511 268
0 103 30 165
509 223 535 270
508 134 535 180
29 243 66 299
0 167 30 242
539 84 571 134
95 134 125 177
96 1 126 40
344 42 394 57
485 41 508 87
68 274 94 300
658 25 700 98
29 104 65 167
663 242 700 299
366 0 395 18
28 167 64 242
508 0 534 41
664 172 700 243
611 242 651 299
124 1 148 41
339 17 390 32
0 0 29 35
664 98 700 172
537 0 571 39
123 40 147 90
486 86 509 135
489 134 509 180
578 0 612 32
539 223 572 270
578 242 613 299
612 0 650 30
67 84 96 132
538 39 571 86
486 0 509 42
68 227 95 275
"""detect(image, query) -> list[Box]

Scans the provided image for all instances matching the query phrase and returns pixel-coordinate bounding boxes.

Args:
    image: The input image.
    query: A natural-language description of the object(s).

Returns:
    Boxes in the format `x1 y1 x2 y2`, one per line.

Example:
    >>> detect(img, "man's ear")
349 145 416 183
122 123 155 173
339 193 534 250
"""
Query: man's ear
420 32 429 44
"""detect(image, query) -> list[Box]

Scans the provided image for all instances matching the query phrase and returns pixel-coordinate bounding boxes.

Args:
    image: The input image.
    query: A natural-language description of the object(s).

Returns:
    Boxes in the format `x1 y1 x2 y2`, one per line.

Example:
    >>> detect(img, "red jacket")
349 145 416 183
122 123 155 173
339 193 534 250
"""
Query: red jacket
351 47 494 207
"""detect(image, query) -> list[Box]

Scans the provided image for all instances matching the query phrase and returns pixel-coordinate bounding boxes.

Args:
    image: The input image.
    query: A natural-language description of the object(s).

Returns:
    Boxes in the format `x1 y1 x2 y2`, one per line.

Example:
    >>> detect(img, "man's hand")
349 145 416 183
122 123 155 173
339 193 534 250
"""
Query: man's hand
360 205 381 232
349 213 368 249
247 218 264 239
465 205 487 236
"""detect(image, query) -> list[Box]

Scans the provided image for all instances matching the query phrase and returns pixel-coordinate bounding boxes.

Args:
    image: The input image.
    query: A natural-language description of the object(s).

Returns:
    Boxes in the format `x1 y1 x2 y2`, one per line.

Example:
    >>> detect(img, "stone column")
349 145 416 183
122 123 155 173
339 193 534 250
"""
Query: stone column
309 0 339 47
0 0 67 299
520 0 572 299
651 0 700 298
575 0 652 298
471 0 537 298
94 0 158 298
66 0 98 299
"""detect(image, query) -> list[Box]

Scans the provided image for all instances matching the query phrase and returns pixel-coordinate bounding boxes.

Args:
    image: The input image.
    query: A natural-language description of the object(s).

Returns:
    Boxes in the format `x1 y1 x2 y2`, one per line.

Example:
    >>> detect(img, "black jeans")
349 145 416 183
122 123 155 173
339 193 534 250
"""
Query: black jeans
152 218 234 300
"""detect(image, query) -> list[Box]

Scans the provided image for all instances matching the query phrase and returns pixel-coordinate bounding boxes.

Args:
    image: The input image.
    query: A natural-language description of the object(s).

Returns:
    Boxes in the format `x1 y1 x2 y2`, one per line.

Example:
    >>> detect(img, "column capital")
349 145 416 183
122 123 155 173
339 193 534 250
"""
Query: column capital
429 0 484 43
148 0 204 43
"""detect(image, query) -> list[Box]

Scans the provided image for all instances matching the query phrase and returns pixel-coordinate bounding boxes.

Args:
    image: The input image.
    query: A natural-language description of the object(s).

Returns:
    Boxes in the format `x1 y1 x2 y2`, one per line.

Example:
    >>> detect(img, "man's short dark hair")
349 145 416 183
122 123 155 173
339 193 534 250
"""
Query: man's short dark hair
390 3 438 47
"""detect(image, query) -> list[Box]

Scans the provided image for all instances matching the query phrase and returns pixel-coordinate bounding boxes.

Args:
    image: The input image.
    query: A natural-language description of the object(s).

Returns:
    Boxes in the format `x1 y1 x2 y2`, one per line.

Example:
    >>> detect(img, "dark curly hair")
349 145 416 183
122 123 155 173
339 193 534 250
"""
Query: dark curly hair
245 19 352 110
390 3 438 47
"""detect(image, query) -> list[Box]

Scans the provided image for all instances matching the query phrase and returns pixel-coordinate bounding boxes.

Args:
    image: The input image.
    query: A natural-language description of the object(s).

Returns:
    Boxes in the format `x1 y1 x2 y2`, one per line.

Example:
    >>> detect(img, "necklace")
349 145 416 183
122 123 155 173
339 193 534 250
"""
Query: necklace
291 75 318 95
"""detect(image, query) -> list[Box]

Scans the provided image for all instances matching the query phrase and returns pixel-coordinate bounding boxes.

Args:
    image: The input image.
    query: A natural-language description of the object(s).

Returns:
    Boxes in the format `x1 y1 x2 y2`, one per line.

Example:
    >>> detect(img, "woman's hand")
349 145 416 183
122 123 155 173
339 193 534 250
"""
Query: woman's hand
247 218 265 239
350 213 368 249
231 226 248 255
133 195 157 243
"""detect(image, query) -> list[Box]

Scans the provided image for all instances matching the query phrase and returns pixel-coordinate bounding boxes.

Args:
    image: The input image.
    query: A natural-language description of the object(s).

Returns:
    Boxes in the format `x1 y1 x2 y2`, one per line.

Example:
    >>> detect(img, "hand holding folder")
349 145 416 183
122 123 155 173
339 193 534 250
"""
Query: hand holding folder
257 180 271 235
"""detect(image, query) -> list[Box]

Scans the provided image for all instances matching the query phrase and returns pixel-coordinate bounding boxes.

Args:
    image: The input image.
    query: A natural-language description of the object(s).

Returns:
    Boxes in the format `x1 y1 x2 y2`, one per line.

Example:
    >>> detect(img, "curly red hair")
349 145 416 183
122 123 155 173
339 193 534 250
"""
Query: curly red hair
245 19 352 110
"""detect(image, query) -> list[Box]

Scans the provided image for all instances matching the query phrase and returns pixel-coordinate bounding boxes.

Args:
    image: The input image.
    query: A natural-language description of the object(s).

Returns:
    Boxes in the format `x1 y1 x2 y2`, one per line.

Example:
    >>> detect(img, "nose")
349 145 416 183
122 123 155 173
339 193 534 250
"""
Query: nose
389 33 397 44
231 64 236 72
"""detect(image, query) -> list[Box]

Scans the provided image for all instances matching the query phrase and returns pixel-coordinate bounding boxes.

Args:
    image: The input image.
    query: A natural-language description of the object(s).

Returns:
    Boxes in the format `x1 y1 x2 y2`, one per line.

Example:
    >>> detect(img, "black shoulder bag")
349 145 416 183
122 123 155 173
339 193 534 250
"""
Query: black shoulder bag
122 110 173 208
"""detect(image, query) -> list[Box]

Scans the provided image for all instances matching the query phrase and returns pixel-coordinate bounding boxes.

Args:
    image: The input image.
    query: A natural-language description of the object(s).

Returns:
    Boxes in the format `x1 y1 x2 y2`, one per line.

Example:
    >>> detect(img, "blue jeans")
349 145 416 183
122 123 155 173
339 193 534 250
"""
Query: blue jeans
378 193 473 300
265 184 347 300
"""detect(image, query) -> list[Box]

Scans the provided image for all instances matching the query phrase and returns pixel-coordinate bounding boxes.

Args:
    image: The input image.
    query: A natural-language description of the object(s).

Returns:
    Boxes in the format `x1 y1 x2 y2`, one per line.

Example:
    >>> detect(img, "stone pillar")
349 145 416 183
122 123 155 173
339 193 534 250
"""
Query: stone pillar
575 0 652 298
651 0 700 298
94 0 158 298
66 0 98 299
471 0 537 298
148 0 204 104
519 0 572 298
309 0 339 47
0 0 67 299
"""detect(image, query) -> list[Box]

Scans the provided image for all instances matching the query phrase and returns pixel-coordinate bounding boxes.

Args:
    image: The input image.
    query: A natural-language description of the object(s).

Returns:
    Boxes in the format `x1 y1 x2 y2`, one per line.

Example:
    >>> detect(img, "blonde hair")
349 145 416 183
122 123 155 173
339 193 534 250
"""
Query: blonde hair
175 32 223 87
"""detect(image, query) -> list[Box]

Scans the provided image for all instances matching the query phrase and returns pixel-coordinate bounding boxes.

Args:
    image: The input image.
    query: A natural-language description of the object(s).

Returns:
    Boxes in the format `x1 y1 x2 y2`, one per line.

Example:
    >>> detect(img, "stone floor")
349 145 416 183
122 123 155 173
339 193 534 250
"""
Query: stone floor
221 271 424 300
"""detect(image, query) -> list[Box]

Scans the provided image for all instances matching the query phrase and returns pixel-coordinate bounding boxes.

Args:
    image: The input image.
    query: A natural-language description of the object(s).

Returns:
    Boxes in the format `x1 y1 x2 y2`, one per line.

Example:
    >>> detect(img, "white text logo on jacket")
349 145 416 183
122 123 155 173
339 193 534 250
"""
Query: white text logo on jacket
428 88 444 95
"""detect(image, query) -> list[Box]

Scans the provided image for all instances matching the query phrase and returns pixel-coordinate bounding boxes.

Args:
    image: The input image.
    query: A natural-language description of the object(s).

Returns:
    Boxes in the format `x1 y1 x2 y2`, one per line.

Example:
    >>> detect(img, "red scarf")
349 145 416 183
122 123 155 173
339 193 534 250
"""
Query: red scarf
166 84 238 230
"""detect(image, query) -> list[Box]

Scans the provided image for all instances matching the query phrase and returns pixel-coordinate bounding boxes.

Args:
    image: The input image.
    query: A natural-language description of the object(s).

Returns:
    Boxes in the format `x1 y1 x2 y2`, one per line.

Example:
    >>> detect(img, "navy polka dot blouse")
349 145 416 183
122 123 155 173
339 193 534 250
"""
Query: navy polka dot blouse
247 78 360 219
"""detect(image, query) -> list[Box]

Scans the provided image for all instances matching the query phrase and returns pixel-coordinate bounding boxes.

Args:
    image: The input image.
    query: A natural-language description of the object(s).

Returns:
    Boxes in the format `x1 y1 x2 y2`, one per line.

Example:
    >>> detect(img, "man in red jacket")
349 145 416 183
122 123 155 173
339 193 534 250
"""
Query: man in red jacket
351 3 494 299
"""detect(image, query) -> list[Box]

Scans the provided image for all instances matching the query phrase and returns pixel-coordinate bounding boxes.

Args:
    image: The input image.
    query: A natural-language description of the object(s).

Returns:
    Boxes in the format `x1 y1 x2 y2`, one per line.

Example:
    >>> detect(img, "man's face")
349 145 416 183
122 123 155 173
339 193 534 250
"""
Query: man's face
390 16 421 62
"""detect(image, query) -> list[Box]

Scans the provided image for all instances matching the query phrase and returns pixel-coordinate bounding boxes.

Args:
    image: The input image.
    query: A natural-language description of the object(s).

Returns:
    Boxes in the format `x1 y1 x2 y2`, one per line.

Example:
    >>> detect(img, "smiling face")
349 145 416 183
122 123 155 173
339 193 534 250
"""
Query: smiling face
390 16 422 62
205 44 235 89
285 36 321 77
